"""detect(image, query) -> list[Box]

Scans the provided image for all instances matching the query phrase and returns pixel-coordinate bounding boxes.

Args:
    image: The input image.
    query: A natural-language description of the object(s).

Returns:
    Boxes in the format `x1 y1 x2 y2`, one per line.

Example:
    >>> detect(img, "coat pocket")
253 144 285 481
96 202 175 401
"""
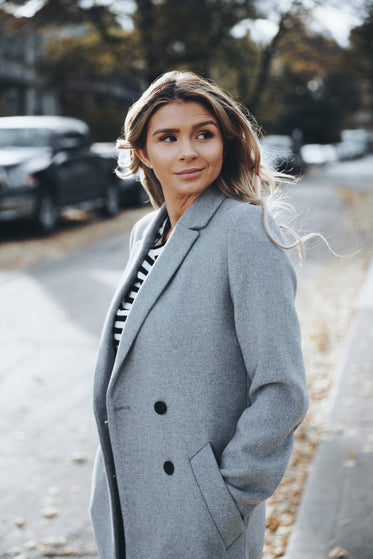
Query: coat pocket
190 442 244 550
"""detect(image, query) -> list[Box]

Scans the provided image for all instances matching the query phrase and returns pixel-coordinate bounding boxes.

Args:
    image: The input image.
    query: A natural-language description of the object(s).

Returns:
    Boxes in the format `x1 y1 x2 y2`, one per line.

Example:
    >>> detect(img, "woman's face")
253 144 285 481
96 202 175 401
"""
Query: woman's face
136 101 224 209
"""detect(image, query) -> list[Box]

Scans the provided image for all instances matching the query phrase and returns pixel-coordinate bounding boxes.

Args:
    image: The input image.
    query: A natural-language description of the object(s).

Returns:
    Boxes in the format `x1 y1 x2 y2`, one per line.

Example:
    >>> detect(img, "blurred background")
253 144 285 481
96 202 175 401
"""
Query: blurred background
1 0 372 235
0 2 372 559
0 0 372 148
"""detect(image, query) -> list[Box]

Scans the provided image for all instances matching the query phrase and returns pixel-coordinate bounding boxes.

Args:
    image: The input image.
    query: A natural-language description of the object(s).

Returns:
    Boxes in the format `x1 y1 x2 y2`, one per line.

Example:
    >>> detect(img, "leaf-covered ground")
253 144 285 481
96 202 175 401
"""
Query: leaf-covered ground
263 189 373 557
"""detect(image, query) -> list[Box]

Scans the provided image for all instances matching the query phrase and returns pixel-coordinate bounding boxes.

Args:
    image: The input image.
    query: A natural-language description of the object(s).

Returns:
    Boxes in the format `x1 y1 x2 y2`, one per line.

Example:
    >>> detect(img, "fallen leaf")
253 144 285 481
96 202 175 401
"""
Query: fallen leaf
328 546 349 558
41 505 59 519
266 515 280 532
70 452 87 464
347 449 357 460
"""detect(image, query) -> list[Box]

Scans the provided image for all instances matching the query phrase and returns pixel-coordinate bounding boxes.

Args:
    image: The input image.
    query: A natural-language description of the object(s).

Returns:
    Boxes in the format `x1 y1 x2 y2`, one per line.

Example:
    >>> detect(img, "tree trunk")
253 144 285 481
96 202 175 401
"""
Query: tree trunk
250 13 287 110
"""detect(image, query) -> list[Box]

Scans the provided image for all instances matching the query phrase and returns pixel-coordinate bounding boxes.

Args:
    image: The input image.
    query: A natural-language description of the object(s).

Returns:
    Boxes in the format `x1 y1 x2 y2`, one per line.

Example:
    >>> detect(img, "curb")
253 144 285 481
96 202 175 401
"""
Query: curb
285 259 373 559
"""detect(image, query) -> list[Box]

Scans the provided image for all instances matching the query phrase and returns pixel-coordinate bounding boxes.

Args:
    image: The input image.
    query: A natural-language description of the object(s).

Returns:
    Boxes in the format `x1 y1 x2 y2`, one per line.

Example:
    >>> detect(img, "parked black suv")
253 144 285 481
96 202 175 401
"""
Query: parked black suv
0 116 139 233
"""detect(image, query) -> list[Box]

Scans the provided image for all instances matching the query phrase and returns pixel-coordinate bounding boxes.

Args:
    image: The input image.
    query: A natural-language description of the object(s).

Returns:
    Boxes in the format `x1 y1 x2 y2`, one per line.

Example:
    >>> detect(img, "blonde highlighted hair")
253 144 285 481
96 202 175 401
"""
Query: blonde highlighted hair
116 71 307 258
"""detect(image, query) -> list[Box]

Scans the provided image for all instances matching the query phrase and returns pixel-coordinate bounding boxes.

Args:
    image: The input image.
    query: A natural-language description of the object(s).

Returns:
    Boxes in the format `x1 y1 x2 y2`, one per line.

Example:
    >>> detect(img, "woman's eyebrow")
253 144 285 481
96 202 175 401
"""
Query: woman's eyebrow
192 120 218 131
152 120 218 137
152 127 179 137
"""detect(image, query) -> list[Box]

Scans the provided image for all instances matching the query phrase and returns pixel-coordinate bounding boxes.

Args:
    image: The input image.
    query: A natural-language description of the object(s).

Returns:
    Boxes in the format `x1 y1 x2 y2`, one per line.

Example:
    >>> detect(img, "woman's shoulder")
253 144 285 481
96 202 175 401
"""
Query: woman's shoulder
218 196 287 256
131 208 160 238
219 198 296 283
220 198 269 239
128 207 161 250
223 197 263 218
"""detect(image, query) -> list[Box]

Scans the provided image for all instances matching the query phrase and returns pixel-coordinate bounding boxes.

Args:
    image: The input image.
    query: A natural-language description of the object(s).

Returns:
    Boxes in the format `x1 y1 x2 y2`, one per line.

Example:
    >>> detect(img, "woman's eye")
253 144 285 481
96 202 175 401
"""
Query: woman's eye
160 134 177 143
197 130 214 140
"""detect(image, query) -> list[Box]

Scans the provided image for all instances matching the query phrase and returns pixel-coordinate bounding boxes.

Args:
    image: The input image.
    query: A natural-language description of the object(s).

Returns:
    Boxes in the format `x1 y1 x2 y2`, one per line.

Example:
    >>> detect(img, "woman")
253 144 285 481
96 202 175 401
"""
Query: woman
90 71 308 559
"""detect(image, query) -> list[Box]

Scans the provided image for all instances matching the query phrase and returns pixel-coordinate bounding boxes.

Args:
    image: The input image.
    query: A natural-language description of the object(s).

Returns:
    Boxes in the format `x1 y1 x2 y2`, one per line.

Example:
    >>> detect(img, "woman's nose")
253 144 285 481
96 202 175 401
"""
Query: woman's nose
178 140 197 161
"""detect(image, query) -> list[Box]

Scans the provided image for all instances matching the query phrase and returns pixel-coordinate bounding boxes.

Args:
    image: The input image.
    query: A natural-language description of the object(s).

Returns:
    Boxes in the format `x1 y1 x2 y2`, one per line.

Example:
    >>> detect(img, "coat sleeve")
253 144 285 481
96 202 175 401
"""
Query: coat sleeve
220 204 309 519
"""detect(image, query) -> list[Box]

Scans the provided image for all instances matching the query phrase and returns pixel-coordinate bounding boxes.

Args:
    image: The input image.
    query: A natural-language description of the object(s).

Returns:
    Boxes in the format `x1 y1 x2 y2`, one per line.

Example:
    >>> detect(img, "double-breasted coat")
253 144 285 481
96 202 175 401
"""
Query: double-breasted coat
90 184 308 559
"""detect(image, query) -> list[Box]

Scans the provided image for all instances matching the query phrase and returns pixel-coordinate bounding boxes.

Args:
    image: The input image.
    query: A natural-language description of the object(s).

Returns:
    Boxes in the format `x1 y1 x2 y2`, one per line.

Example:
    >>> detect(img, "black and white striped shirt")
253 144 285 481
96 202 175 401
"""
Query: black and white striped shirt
113 218 170 351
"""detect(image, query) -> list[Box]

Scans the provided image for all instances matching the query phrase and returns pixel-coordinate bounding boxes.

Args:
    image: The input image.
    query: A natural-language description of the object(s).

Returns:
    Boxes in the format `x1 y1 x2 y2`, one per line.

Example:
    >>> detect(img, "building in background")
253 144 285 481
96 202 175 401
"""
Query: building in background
0 12 59 116
0 12 140 140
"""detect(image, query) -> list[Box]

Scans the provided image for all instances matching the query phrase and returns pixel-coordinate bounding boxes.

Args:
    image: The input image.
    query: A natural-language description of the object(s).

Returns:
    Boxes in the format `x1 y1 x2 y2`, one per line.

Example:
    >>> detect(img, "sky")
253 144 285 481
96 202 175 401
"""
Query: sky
312 5 363 46
232 3 364 47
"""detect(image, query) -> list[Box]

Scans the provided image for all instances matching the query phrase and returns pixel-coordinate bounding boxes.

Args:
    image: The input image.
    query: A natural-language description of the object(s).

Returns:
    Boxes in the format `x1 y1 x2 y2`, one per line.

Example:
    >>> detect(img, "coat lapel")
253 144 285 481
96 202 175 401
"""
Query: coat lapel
105 185 226 397
94 206 167 415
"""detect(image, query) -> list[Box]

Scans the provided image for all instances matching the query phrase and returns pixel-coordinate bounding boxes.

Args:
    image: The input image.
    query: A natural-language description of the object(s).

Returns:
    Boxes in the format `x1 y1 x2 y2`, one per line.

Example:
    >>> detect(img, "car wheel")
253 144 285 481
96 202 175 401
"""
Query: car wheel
35 192 57 234
125 183 149 207
102 183 120 217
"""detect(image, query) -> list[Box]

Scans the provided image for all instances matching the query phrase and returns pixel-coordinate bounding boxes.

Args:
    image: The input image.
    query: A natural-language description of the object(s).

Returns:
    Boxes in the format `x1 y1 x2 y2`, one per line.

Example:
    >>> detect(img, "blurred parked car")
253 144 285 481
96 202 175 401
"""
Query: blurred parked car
0 116 131 233
92 143 148 207
300 143 338 166
336 129 368 161
260 134 306 175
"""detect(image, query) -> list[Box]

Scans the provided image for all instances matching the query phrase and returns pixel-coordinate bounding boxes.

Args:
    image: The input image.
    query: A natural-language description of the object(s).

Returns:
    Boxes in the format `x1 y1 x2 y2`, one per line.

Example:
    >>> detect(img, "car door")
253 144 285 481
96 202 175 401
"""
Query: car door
53 131 100 206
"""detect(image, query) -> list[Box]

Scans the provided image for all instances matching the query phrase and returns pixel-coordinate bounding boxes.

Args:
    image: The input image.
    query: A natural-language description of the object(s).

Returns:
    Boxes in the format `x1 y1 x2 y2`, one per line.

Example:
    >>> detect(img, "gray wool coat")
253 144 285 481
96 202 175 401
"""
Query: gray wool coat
90 184 308 559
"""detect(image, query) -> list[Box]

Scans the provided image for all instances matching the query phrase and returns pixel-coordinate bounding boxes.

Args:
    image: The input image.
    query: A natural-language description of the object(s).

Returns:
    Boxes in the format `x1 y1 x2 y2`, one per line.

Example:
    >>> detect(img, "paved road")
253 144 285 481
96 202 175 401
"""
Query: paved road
0 234 131 557
0 156 372 557
285 155 372 266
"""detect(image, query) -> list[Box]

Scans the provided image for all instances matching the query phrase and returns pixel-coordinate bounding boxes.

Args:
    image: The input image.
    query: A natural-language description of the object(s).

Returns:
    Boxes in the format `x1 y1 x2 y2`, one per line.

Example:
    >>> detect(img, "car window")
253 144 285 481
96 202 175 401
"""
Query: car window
55 131 89 150
0 128 52 147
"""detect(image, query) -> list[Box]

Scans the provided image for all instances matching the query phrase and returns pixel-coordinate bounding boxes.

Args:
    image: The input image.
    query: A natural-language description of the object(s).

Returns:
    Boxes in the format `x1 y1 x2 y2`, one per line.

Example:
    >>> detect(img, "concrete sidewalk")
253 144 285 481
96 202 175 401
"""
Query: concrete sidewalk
286 260 373 559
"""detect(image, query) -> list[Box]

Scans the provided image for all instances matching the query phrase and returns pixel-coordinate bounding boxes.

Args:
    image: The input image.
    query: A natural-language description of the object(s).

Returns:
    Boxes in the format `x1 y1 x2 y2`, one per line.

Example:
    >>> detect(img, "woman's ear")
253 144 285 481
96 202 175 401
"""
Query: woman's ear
135 148 153 169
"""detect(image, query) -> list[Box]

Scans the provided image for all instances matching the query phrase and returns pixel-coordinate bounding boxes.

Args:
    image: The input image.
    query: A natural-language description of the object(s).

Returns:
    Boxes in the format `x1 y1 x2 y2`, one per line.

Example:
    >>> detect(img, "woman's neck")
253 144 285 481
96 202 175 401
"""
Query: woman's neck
163 192 201 234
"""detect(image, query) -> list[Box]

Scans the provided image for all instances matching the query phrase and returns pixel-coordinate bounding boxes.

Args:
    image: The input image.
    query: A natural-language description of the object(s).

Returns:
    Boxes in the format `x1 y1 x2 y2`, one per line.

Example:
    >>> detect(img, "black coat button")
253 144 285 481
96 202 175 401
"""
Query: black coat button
163 461 174 475
154 401 167 415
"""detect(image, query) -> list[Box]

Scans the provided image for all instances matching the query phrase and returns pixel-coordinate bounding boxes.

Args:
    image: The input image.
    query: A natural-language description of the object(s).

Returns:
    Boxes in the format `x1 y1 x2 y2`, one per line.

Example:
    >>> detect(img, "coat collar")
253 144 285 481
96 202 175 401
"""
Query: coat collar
175 183 226 231
95 185 226 408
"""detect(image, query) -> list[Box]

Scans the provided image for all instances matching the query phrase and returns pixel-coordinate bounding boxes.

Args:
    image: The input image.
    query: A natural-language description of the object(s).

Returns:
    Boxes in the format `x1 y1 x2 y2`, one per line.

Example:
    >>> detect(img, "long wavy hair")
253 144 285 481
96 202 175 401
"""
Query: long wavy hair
116 71 307 257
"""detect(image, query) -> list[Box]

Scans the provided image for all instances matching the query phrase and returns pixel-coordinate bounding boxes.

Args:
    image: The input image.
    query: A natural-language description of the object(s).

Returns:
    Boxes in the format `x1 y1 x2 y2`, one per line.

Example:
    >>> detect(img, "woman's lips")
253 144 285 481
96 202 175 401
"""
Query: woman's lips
175 168 204 179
